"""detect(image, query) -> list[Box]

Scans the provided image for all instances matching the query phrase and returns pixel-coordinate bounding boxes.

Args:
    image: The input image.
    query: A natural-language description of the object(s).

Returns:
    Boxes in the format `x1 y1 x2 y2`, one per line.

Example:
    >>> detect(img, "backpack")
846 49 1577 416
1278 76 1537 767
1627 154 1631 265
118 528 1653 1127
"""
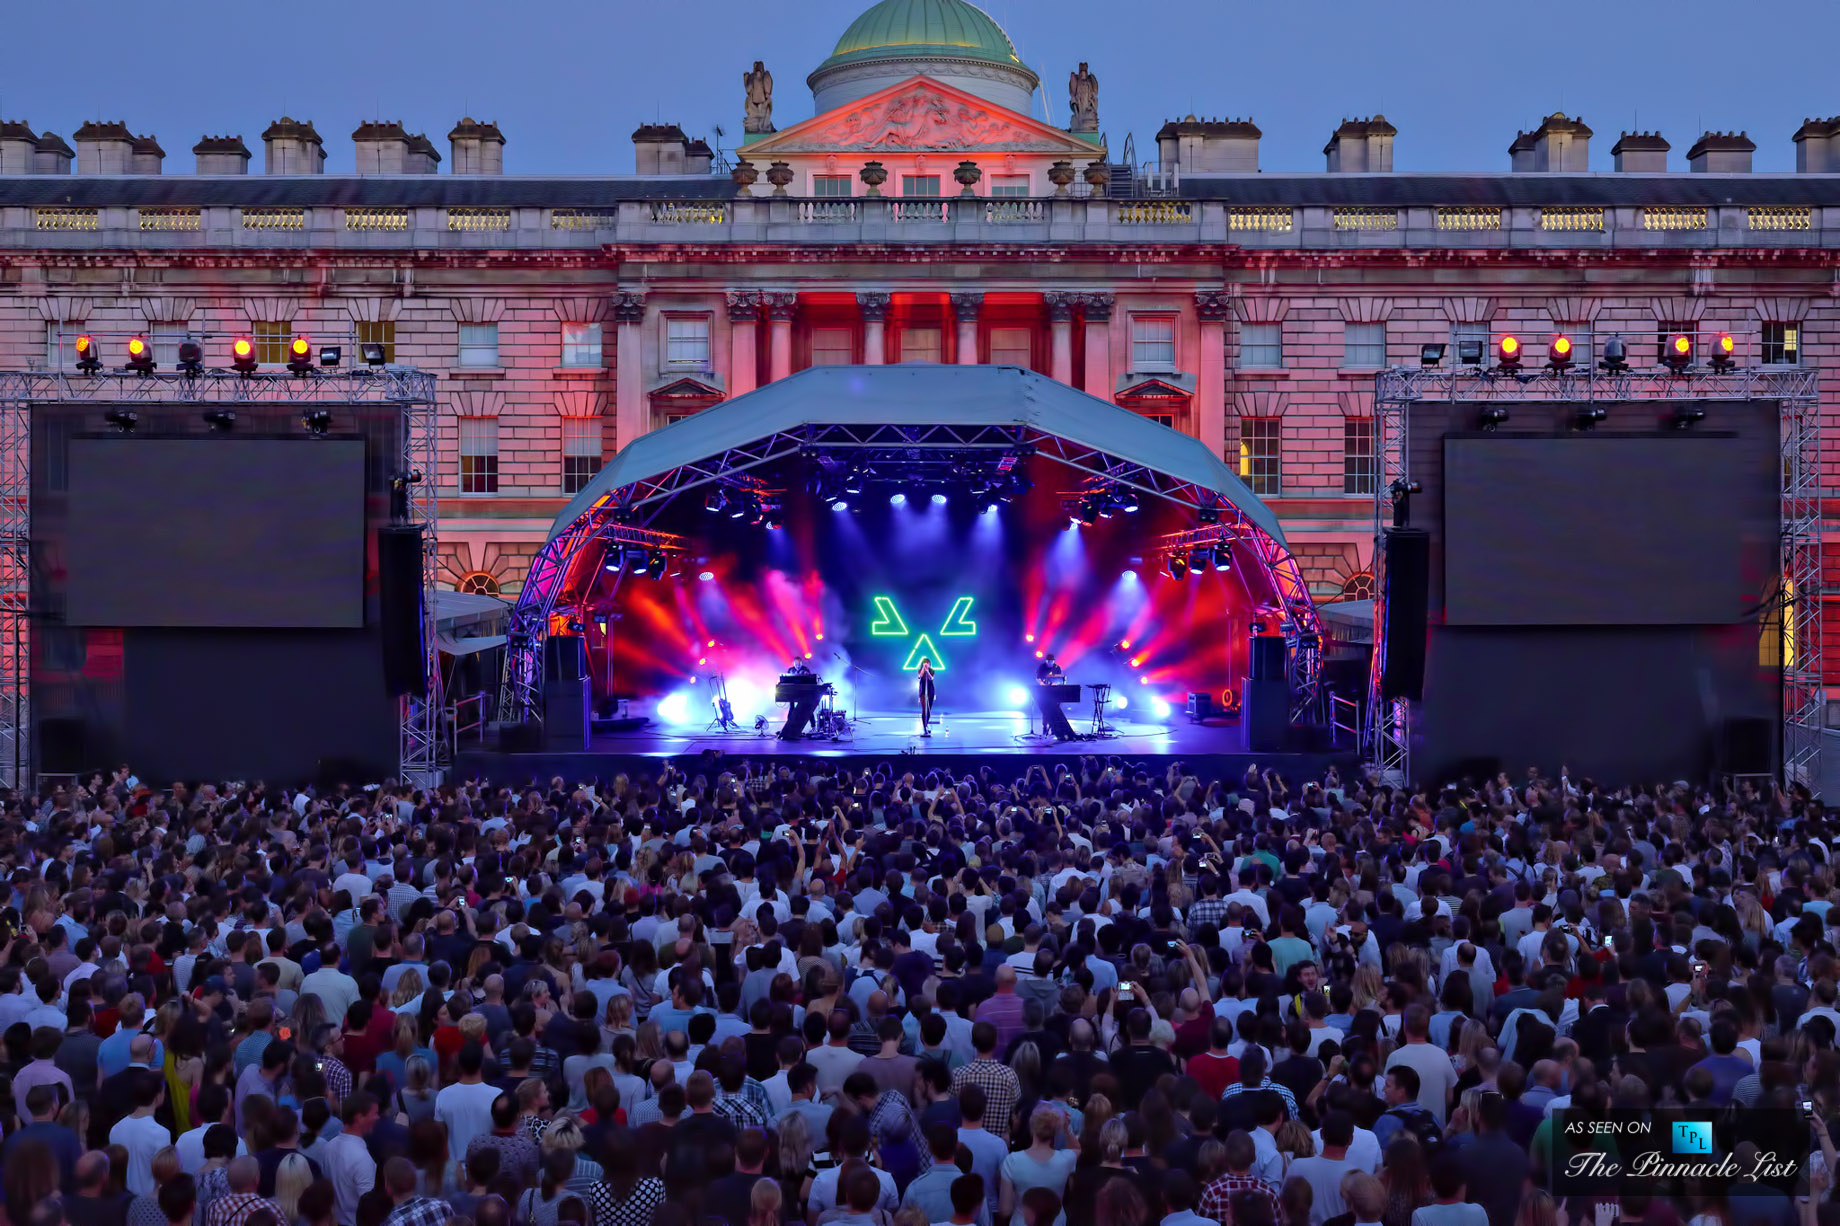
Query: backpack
1385 1103 1443 1157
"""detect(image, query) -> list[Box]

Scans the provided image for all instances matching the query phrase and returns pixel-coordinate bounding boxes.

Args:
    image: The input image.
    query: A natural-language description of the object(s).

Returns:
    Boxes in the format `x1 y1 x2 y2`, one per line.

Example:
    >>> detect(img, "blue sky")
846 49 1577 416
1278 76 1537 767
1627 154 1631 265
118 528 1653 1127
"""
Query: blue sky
6 0 1834 174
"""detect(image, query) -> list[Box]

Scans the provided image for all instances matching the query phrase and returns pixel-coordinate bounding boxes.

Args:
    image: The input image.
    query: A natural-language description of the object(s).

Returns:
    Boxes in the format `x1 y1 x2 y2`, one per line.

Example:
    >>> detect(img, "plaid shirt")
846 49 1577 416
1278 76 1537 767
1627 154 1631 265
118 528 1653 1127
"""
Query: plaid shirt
949 1058 1021 1137
1187 898 1231 932
383 1196 454 1226
865 1089 924 1154
714 1089 769 1129
319 1055 353 1104
1200 1174 1281 1226
1218 1077 1299 1118
205 1193 285 1226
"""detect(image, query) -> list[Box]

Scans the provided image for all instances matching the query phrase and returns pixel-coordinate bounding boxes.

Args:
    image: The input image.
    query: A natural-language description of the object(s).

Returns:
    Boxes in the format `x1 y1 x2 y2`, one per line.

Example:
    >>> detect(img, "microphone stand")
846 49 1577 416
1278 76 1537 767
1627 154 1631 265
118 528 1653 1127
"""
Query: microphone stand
835 652 873 724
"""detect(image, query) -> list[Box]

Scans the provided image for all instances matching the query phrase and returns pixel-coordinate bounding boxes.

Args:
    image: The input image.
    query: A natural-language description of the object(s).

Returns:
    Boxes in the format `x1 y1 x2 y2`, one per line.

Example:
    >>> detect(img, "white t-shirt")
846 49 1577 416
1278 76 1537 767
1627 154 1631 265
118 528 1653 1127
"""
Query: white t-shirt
1288 1154 1357 1226
433 1081 501 1170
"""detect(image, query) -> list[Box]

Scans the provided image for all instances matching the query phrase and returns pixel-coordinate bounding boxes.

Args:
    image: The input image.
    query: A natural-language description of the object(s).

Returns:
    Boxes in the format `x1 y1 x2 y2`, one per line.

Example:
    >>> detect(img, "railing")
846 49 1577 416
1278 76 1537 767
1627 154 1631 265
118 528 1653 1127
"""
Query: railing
550 208 617 230
984 200 1043 223
138 207 200 232
1436 206 1502 231
1643 206 1707 231
1541 206 1604 232
889 199 949 222
450 692 488 757
242 207 304 231
34 207 98 231
1750 205 1813 231
1330 692 1361 743
1115 201 1192 224
1229 207 1292 232
448 207 511 232
1333 207 1398 231
648 201 725 224
796 200 859 222
346 207 410 232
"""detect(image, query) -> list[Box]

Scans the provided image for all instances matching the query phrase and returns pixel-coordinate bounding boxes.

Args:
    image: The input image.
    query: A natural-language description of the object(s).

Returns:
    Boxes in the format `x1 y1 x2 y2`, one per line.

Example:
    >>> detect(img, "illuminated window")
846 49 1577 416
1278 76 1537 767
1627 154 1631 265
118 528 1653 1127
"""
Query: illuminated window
1130 315 1176 370
1342 322 1386 369
457 417 499 495
151 322 188 372
898 327 941 363
253 321 292 366
1239 417 1281 496
1240 323 1282 369
358 321 396 364
810 327 854 366
1343 418 1376 496
1764 322 1800 366
458 323 499 368
989 326 1032 368
43 321 82 370
456 572 500 596
812 175 852 197
561 322 603 368
561 418 600 493
990 175 1030 197
901 175 941 197
666 316 710 369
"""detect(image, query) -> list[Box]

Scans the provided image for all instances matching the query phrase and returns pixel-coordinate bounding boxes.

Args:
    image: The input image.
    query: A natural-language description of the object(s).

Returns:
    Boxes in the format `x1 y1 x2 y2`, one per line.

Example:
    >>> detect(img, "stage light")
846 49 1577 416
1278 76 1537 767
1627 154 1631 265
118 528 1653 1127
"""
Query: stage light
815 633 824 641
1663 333 1693 373
203 409 236 432
1495 335 1521 372
177 340 205 377
697 656 707 666
1007 685 1029 708
1035 649 1044 659
1214 548 1233 572
287 336 314 376
1671 404 1706 429
704 488 726 513
1139 675 1150 685
698 571 714 582
1152 698 1172 719
1078 496 1100 527
726 495 750 519
318 346 341 368
1168 554 1188 580
843 469 866 495
124 335 155 375
889 492 906 506
707 639 716 648
1129 656 1143 668
1191 546 1213 571
1599 336 1628 374
656 691 693 727
763 508 784 529
644 552 668 580
1479 405 1510 431
1548 335 1574 371
1113 695 1128 710
1710 331 1736 372
73 334 101 375
1420 343 1445 369
1456 340 1484 366
1025 633 1035 643
930 492 948 506
1572 406 1607 431
231 336 258 375
1198 505 1220 525
361 342 388 367
831 499 849 512
104 408 138 433
1119 489 1140 514
1119 640 1132 650
301 408 333 436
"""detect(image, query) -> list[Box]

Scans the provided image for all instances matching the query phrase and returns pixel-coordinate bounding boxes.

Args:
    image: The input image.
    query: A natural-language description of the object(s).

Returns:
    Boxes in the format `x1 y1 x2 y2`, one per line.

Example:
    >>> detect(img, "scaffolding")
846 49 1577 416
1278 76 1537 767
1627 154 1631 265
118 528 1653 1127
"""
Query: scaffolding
1365 362 1822 788
0 362 441 790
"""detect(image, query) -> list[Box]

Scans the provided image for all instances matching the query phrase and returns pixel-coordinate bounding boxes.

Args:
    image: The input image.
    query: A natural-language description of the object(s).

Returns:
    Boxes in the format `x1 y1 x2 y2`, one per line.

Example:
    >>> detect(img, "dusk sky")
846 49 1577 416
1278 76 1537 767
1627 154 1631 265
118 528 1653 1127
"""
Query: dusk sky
7 0 1835 176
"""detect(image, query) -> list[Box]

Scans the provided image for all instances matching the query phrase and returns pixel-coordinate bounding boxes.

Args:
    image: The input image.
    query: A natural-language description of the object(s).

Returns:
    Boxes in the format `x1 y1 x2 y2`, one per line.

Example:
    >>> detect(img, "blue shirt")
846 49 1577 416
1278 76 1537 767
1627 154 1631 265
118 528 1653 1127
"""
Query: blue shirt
97 1031 165 1081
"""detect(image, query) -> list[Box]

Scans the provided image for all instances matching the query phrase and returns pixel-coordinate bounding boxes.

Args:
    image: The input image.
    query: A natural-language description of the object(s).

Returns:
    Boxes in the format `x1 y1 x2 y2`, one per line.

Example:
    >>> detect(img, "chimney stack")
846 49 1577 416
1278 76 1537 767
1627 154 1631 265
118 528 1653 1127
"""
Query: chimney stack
632 123 691 174
353 122 440 173
262 118 325 174
1794 117 1840 173
1323 116 1395 172
1511 113 1591 172
33 132 72 174
448 118 505 174
193 135 251 175
129 134 164 174
74 121 134 174
1154 116 1261 174
1686 131 1754 174
685 138 714 174
1611 131 1669 173
0 122 37 175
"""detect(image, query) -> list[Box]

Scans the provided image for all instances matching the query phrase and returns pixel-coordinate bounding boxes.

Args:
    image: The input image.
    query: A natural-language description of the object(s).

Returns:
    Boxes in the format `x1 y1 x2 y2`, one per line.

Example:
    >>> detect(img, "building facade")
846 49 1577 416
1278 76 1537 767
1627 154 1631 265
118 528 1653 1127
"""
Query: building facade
2 0 1839 681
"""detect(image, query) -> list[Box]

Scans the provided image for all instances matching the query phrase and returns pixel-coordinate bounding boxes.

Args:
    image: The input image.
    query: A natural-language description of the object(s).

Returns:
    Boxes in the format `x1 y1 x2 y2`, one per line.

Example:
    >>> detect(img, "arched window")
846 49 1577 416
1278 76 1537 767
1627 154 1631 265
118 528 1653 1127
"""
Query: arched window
1339 572 1375 601
456 572 500 596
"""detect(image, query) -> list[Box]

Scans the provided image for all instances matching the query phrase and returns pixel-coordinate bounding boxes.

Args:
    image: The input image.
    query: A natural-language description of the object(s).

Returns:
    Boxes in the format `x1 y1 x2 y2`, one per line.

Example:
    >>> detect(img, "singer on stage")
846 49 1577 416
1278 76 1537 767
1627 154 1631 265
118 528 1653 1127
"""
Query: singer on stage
917 656 936 736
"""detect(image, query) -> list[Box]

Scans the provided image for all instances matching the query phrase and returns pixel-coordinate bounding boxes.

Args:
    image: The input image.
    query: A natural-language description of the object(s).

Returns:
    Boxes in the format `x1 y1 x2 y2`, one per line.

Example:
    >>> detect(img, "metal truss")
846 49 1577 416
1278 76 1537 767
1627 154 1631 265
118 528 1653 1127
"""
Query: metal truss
0 368 441 791
1366 363 1821 788
504 420 1324 725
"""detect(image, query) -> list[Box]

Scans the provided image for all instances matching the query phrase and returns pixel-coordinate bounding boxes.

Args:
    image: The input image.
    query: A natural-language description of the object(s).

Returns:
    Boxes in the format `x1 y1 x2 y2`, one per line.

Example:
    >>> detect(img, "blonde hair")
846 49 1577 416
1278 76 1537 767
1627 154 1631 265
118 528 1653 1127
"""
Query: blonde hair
1514 1189 1559 1226
274 1153 314 1223
390 970 425 1009
458 1013 487 1044
750 1179 784 1226
150 1147 182 1188
541 1116 585 1153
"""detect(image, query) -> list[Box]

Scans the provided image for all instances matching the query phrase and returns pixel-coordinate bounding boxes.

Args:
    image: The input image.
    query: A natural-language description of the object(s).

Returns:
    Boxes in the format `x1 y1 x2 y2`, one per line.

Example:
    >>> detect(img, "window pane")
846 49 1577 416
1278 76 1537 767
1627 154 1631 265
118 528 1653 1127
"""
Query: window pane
666 317 710 367
1764 322 1800 366
990 175 1030 197
458 417 499 495
812 175 852 198
900 175 940 197
1240 323 1282 369
254 321 291 365
810 327 853 366
899 327 941 363
561 418 600 494
358 321 396 364
1450 322 1490 365
1343 417 1376 496
1343 322 1386 369
561 322 603 368
151 322 187 371
1656 322 1690 364
1131 316 1176 369
458 323 499 368
1238 417 1281 496
43 321 82 370
989 326 1031 368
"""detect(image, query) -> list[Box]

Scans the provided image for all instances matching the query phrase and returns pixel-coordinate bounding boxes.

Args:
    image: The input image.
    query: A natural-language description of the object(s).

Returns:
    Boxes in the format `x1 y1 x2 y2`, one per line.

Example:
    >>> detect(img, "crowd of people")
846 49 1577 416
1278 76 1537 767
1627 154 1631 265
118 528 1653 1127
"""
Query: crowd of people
0 757 1826 1226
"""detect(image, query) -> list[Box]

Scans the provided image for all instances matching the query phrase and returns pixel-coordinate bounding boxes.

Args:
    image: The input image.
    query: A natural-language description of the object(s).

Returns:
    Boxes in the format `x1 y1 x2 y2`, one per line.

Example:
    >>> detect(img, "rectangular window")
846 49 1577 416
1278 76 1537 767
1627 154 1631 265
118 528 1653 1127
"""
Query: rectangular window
900 175 941 197
810 327 854 366
1656 321 1691 365
358 321 396 364
1239 323 1282 369
1239 417 1282 497
458 323 499 368
990 175 1030 197
665 317 711 369
151 322 188 372
561 418 600 494
1342 322 1387 369
43 321 82 370
457 417 499 495
1342 418 1376 496
561 322 603 368
1450 322 1490 366
1130 315 1177 370
811 175 852 198
254 321 292 366
989 326 1032 369
1552 325 1592 372
1763 322 1800 366
898 327 941 363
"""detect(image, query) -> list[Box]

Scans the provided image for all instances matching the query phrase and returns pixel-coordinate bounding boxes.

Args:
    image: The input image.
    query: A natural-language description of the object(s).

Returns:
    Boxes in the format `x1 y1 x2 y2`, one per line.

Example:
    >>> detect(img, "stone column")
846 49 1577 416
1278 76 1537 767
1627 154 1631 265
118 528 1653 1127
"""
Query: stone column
857 292 890 365
1194 290 1234 460
726 291 760 397
1080 292 1114 396
1046 292 1076 385
764 292 797 382
951 292 983 365
612 291 647 451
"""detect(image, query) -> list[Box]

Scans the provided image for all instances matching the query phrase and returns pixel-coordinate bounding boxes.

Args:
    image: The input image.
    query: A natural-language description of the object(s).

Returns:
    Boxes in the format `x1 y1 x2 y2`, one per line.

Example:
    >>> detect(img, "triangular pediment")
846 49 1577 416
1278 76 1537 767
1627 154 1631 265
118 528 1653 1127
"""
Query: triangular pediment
1115 371 1196 402
649 374 725 401
748 76 1103 156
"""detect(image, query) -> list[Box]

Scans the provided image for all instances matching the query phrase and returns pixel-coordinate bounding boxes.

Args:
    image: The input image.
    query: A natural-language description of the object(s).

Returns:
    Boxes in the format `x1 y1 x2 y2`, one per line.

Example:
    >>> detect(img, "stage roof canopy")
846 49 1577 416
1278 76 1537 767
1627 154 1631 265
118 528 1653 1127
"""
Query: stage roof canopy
549 364 1287 545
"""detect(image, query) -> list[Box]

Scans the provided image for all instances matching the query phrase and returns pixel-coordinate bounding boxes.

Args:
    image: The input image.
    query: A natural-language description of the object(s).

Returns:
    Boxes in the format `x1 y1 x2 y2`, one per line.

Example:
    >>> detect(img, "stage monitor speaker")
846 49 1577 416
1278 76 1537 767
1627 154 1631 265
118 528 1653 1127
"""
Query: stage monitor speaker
1720 717 1775 777
545 634 587 683
1251 635 1287 681
543 678 591 751
1187 691 1213 721
1245 678 1290 753
378 526 427 698
1380 527 1430 702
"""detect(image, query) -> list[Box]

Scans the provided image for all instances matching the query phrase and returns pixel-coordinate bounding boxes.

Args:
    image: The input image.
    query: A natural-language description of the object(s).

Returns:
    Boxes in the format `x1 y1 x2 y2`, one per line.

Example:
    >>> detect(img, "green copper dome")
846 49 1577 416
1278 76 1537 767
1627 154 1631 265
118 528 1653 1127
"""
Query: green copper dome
820 0 1025 71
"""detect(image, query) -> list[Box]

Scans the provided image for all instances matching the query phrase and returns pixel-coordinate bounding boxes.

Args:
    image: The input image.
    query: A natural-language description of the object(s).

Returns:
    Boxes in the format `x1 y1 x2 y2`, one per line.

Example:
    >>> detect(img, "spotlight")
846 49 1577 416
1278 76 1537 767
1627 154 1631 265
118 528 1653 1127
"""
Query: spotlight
1198 504 1220 525
319 345 341 368
626 548 650 573
1547 335 1574 372
104 408 138 433
843 469 866 495
203 409 236 432
930 492 948 506
1599 336 1628 374
1167 554 1189 580
1096 496 1116 520
1572 406 1607 431
301 408 333 436
889 492 906 506
1671 404 1706 430
1118 489 1140 514
1455 339 1484 367
763 508 784 529
1078 496 1101 526
1190 546 1213 571
177 340 205 377
231 336 258 375
1709 332 1735 372
1420 343 1446 369
704 488 727 514
1479 405 1510 431
1663 333 1693 373
124 335 155 375
287 336 314 376
73 334 101 375
1214 548 1233 572
1007 685 1029 708
726 495 750 519
831 499 849 512
1495 335 1521 372
361 342 388 367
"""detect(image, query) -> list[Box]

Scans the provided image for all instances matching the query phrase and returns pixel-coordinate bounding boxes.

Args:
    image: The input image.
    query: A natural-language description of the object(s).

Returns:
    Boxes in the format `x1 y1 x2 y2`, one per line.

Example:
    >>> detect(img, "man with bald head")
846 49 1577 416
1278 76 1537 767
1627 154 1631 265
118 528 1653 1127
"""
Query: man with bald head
203 1157 281 1226
90 1033 158 1148
66 1150 130 1226
379 1155 452 1226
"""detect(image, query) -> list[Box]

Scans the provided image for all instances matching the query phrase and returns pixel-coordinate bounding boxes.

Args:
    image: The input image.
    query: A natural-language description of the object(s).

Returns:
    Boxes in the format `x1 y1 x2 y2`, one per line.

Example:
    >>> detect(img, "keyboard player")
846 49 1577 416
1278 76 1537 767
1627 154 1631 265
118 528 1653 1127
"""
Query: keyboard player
1033 652 1080 740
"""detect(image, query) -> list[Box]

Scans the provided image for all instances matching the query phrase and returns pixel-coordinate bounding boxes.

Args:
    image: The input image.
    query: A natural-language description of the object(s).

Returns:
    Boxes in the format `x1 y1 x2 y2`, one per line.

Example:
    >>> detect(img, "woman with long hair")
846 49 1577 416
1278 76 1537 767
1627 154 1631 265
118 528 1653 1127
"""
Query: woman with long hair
775 1110 817 1222
1377 1135 1431 1226
539 1115 602 1195
2 1138 57 1226
1000 1108 1078 1226
748 1179 783 1226
406 1118 450 1196
377 1014 435 1095
517 1149 579 1226
1278 1178 1313 1226
165 1014 206 1136
1093 1178 1148 1226
390 969 426 1013
1065 1120 1132 1226
1274 1120 1314 1175
602 995 635 1052
1513 1189 1559 1226
398 1055 438 1124
590 1135 666 1226
273 1154 315 1226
